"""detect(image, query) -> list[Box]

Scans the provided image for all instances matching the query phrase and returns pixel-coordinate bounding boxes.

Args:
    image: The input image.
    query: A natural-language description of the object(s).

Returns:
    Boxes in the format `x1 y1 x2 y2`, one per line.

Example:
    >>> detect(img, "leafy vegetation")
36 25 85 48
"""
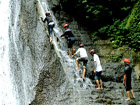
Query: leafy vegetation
61 0 136 28
60 0 140 51
111 54 123 62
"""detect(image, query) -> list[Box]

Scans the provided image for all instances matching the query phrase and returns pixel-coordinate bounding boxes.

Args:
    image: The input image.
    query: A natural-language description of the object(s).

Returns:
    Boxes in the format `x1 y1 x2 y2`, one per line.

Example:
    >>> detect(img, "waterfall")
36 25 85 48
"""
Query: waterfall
36 0 94 104
0 0 19 104
0 0 139 104
0 0 94 104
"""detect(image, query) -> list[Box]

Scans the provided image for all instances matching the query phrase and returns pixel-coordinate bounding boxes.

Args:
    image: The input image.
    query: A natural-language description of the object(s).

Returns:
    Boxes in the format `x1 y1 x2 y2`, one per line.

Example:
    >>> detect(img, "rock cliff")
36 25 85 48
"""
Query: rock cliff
8 0 140 105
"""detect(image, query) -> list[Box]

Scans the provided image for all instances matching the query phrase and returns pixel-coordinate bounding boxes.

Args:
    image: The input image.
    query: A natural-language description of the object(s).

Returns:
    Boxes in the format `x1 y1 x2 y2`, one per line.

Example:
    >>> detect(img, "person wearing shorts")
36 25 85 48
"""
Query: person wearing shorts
90 49 103 90
95 71 102 80
123 59 135 101
61 24 76 57
72 44 88 80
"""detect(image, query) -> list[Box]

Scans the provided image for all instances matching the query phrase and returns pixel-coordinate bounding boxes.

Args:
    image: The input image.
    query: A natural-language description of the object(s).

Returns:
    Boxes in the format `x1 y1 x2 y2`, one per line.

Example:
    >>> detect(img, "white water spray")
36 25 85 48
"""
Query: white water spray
0 0 19 105
36 0 94 104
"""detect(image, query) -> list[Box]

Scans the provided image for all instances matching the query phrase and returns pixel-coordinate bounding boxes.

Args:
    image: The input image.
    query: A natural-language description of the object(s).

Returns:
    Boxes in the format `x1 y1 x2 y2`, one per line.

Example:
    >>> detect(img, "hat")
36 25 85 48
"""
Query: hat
123 59 130 63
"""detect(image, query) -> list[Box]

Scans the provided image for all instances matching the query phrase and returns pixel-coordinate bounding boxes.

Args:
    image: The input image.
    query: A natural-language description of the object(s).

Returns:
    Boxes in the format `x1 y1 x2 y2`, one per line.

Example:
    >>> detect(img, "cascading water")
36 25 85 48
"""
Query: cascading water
36 0 95 104
36 2 140 104
2 0 139 104
0 0 19 104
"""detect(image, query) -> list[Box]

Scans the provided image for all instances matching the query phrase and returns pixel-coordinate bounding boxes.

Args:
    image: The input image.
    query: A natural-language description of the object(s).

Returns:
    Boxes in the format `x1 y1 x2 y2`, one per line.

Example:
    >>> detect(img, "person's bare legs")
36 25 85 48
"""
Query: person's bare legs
50 37 52 43
100 79 103 89
130 89 135 99
126 91 130 101
76 59 80 70
96 80 101 89
72 46 76 54
82 67 86 80
68 50 71 58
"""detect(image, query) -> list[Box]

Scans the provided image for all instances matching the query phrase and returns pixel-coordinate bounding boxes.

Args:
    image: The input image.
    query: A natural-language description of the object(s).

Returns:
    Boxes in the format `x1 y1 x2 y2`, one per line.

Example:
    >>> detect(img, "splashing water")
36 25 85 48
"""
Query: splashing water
0 0 94 104
36 0 94 104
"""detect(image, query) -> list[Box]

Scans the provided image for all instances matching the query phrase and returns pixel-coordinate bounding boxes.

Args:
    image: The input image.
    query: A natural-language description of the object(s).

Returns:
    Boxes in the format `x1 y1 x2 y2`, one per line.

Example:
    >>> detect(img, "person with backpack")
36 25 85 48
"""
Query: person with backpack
41 11 55 43
61 24 76 57
90 49 103 90
72 44 88 80
123 58 135 101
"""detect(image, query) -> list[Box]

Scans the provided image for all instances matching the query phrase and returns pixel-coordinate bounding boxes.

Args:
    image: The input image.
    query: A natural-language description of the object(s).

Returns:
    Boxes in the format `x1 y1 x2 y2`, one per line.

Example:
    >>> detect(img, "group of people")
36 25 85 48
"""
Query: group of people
41 11 135 101
60 23 104 90
72 46 103 90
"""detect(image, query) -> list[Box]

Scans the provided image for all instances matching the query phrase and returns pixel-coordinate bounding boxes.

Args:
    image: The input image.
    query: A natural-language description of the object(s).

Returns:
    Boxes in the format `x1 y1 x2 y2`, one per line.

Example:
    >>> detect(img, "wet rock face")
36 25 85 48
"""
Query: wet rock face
102 63 124 82
49 0 140 105
9 0 67 104
32 59 67 105
9 0 140 105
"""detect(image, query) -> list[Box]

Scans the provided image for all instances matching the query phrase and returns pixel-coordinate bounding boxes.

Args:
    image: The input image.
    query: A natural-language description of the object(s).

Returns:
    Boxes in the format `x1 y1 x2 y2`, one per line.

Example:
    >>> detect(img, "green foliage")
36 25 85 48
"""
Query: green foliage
60 0 140 51
91 32 100 41
111 54 123 62
111 1 140 51
90 1 140 51
61 0 137 29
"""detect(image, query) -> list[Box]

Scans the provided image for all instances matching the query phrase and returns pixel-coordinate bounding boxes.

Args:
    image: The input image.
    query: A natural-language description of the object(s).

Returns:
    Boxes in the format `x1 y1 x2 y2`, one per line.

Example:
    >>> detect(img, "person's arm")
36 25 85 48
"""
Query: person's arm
123 74 126 86
94 61 97 73
60 33 65 39
72 49 79 58
41 17 47 23
60 32 66 37
60 33 64 37
123 67 128 86
61 29 69 38
72 53 76 58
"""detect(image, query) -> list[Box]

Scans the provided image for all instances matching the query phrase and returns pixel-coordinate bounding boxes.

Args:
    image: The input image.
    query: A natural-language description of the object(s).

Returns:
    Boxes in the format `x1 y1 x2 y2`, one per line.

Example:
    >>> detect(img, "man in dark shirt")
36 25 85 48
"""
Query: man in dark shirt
41 11 55 43
123 58 135 101
61 24 76 57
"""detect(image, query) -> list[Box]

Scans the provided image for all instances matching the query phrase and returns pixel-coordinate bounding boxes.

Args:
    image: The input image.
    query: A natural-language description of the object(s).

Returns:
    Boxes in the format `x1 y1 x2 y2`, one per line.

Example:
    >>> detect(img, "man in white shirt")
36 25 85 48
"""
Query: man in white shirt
72 44 88 80
90 49 103 90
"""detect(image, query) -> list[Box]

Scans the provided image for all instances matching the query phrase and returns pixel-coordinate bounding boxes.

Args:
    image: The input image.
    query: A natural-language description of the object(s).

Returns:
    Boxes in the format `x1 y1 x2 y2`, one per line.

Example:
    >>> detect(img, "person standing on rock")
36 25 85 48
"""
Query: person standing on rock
123 58 135 101
90 49 103 90
61 24 76 58
72 44 88 80
41 11 55 43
